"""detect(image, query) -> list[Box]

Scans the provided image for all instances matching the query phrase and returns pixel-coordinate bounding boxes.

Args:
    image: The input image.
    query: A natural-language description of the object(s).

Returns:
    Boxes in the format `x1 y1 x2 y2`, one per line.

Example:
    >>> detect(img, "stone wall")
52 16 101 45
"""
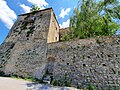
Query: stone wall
2 8 52 79
47 36 120 88
4 8 52 43
0 42 14 75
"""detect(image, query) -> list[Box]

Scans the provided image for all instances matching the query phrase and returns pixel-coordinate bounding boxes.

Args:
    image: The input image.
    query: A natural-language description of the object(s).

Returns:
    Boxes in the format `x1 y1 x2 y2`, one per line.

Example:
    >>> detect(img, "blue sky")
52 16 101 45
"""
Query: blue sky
0 0 120 45
0 0 78 44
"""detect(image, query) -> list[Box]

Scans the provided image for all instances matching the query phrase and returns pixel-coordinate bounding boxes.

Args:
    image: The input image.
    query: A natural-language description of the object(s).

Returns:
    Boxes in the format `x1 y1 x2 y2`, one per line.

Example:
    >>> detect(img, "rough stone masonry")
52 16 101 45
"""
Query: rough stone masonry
0 8 120 89
47 36 120 88
0 8 52 79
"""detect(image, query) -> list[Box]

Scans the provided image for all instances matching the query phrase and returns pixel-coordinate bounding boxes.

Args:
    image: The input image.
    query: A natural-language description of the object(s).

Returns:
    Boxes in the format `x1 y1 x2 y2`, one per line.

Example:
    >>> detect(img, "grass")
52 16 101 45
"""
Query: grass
9 75 38 82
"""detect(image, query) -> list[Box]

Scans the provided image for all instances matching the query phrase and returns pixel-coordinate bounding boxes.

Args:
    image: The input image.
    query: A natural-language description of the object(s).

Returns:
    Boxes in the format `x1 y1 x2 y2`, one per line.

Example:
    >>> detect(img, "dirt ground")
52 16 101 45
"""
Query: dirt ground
0 77 78 90
0 77 32 90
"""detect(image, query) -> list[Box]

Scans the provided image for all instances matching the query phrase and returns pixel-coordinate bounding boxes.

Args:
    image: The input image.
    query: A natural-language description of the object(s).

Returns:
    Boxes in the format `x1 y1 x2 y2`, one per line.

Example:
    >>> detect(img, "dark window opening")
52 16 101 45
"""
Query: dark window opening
55 37 57 40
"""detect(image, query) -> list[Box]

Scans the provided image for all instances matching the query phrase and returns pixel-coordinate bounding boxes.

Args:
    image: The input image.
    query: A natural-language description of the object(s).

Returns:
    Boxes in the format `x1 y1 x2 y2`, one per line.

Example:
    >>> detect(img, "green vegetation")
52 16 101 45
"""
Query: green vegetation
0 71 4 76
51 74 72 87
89 84 96 90
1 74 120 90
10 75 38 82
61 34 71 41
27 29 35 37
45 69 52 75
51 79 72 87
20 25 27 30
30 5 40 12
68 0 120 40
18 23 27 34
27 29 34 34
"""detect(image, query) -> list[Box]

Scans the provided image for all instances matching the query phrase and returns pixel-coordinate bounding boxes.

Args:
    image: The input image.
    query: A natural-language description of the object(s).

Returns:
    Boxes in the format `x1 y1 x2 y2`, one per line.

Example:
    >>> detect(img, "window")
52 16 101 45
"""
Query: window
55 37 57 40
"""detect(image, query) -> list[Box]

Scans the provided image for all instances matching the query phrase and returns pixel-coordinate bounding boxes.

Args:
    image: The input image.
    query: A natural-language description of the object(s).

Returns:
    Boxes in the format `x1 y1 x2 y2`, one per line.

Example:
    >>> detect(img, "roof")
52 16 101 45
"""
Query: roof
19 8 53 16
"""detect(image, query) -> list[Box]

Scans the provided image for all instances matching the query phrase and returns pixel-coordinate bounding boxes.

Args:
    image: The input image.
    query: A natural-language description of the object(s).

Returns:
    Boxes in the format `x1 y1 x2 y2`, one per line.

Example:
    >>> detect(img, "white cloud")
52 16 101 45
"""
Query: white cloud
20 4 31 13
59 19 70 28
59 8 71 18
27 0 48 9
0 0 17 29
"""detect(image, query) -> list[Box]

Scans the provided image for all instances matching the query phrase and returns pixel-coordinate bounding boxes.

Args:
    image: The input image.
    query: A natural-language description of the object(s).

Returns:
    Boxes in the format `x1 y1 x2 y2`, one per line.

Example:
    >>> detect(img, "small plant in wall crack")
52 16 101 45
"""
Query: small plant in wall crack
27 29 35 37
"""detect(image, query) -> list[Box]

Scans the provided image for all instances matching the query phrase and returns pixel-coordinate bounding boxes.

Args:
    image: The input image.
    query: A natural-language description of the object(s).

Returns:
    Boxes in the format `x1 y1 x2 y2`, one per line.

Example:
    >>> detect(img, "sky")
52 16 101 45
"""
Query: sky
0 0 120 45
0 0 78 44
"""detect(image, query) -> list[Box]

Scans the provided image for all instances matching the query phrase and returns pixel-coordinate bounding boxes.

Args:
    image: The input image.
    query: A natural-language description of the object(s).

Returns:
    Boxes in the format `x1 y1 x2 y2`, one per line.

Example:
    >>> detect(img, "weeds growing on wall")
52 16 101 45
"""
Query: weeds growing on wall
51 74 72 87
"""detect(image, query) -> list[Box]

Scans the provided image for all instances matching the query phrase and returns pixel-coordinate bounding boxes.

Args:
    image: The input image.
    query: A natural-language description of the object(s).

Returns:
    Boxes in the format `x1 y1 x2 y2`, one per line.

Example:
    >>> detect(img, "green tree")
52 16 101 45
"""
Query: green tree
70 0 120 39
30 5 40 12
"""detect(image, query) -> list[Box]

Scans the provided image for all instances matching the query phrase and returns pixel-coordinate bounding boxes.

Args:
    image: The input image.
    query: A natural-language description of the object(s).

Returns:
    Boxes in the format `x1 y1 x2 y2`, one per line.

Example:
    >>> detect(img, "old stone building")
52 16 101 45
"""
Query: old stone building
0 8 120 89
0 8 59 79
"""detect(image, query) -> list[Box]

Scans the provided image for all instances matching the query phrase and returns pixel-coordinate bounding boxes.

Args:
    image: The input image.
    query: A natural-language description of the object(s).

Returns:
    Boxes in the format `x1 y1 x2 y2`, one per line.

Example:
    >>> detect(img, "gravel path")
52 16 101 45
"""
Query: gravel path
0 77 78 90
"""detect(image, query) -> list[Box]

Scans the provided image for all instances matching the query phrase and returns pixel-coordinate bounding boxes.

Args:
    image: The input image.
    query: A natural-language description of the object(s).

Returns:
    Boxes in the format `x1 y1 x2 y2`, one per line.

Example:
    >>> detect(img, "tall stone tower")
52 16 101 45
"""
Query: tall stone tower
0 8 59 79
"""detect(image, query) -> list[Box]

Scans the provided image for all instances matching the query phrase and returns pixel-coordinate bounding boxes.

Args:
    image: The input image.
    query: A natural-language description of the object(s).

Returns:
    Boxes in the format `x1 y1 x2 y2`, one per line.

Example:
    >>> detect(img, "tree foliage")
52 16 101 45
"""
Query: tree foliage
69 0 120 39
30 5 40 12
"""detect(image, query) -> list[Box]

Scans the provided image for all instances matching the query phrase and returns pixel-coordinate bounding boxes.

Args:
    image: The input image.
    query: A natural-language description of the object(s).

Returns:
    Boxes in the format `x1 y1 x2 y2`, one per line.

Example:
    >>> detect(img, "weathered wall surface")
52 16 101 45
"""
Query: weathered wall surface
47 9 59 43
4 9 51 43
59 27 70 40
0 42 14 75
47 36 120 88
2 8 52 79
